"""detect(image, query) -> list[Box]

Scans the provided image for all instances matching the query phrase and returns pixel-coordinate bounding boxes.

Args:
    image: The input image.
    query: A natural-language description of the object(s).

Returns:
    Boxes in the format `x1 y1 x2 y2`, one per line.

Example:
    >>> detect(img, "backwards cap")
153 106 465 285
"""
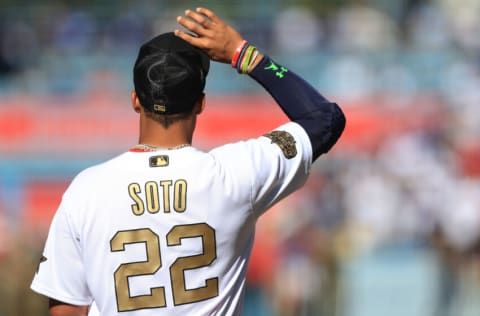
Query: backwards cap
133 32 210 115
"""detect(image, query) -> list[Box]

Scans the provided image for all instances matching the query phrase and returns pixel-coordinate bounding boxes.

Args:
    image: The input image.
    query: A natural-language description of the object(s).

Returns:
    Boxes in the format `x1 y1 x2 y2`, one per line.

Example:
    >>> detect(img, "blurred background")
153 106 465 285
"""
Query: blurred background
0 0 479 315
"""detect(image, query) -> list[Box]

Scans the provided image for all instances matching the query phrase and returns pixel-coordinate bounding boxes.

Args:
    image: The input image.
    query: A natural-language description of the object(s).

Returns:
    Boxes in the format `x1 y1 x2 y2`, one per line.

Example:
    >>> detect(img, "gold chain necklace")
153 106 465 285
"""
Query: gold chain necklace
132 143 191 152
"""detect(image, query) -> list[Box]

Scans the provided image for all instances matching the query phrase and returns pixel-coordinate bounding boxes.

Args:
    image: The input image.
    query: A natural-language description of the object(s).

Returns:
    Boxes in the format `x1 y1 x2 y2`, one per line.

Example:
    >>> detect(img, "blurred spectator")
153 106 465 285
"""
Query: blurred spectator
272 7 324 54
319 56 377 99
329 5 399 52
405 2 453 50
0 54 15 77
0 19 37 75
439 0 480 53
103 9 149 51
52 8 97 54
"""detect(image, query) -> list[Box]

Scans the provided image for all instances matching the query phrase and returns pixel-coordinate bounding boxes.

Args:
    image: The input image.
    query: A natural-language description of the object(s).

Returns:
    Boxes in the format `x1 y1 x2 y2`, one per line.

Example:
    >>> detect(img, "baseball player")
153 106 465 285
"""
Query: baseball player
31 7 345 316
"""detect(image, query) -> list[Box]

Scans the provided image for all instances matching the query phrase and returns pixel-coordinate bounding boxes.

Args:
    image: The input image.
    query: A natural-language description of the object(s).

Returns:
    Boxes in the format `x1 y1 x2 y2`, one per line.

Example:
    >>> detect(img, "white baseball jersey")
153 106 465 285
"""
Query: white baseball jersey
31 122 312 315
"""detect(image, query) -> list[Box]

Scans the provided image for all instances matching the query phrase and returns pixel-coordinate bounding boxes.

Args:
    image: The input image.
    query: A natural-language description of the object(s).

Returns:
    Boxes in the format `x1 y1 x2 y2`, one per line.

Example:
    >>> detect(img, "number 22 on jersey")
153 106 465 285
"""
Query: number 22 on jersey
110 223 218 312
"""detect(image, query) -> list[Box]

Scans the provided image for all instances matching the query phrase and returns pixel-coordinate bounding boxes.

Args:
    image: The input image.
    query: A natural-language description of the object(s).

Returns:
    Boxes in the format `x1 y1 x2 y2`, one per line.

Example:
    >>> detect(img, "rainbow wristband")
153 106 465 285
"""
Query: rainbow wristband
235 45 249 71
247 50 260 73
240 45 256 74
231 40 248 68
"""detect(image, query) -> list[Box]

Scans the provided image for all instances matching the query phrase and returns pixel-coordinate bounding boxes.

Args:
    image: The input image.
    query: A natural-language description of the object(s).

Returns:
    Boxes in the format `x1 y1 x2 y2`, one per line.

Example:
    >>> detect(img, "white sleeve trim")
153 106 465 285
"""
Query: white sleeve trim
31 281 92 306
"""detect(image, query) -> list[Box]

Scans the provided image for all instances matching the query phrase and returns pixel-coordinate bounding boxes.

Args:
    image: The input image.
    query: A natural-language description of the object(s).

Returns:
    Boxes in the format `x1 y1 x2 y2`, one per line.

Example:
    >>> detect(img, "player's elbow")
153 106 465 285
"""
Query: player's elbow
324 102 346 152
297 102 346 160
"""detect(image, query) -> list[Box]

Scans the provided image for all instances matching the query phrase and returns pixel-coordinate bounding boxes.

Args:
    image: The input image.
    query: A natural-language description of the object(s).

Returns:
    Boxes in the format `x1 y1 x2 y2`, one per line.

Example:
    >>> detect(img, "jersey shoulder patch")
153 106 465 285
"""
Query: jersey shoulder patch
263 130 297 159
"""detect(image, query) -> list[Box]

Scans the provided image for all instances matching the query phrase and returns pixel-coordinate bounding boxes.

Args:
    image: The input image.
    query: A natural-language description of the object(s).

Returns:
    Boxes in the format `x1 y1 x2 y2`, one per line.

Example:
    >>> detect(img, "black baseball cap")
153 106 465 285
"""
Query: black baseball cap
133 32 210 115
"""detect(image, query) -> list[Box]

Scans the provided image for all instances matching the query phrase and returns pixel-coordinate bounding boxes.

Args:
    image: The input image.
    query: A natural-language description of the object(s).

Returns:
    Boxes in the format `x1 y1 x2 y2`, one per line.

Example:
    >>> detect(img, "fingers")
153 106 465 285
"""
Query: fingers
176 8 222 35
195 7 221 24
173 29 202 47
176 14 208 36
175 7 241 63
185 9 212 28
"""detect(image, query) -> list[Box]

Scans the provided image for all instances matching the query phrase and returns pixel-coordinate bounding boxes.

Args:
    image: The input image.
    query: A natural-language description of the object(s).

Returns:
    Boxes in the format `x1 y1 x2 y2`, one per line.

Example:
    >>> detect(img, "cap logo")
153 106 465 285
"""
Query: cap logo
154 104 166 112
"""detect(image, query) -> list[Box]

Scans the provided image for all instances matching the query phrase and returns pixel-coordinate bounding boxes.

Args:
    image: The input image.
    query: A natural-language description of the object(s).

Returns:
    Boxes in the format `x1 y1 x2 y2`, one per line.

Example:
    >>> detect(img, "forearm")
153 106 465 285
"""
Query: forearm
49 299 89 316
249 55 346 160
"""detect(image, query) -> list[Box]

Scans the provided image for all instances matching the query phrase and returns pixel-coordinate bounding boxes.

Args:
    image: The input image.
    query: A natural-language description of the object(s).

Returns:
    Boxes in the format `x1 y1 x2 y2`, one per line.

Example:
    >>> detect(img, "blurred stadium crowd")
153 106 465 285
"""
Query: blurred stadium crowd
0 0 480 315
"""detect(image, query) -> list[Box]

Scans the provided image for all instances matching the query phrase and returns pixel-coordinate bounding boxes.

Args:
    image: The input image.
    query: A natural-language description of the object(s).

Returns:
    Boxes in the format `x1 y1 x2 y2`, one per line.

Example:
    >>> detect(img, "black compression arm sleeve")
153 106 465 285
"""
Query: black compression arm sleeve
249 56 346 161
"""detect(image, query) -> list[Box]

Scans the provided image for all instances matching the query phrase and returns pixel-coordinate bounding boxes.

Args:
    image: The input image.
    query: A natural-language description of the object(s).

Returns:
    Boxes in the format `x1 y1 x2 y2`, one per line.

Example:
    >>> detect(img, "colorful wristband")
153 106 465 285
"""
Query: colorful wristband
231 40 248 68
247 50 260 73
236 44 249 71
240 45 256 74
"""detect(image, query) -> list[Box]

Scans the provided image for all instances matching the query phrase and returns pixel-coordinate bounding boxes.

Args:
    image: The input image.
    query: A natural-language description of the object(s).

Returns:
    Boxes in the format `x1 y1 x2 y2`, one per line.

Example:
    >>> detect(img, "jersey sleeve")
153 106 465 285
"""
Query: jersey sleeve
30 197 93 306
211 122 312 218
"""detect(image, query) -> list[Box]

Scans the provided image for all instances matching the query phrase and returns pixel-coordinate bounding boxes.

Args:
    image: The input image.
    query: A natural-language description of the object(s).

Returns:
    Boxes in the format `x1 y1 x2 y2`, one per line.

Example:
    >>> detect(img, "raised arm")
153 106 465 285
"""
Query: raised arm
175 8 346 160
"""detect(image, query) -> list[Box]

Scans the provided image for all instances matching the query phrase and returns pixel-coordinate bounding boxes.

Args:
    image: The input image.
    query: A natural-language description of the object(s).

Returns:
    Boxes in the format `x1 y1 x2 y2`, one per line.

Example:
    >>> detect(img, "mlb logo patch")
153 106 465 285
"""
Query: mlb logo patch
149 155 169 167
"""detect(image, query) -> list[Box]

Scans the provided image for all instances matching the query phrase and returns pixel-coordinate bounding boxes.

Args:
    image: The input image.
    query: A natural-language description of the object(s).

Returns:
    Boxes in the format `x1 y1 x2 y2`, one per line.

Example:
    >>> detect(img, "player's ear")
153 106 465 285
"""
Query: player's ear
131 90 142 113
194 93 206 115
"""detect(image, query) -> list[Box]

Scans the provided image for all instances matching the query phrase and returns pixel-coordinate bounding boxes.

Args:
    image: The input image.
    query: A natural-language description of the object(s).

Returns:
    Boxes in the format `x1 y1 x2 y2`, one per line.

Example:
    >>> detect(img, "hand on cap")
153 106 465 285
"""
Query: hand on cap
175 8 244 64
